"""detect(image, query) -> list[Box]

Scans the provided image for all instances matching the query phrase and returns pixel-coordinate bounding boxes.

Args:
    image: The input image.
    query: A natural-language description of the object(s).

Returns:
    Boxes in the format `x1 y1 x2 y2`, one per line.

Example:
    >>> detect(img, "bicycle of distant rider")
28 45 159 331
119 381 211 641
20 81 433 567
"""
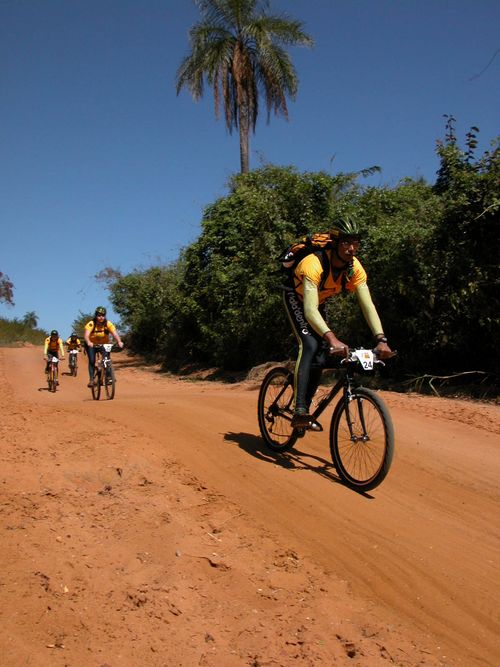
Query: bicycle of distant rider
257 347 395 492
90 343 116 400
68 349 79 377
46 354 60 393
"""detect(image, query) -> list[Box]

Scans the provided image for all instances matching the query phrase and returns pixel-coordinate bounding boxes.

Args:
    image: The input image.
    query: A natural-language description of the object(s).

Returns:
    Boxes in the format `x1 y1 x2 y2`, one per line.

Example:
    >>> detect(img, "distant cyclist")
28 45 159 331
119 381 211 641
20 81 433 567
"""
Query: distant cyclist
283 214 394 430
84 306 124 387
65 332 82 352
43 330 65 378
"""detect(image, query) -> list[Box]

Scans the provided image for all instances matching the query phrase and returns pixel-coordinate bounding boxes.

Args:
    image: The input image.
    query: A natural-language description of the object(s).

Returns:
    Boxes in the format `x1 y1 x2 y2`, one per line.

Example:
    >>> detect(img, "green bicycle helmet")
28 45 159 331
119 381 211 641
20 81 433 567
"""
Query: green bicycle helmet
95 306 107 316
330 214 361 241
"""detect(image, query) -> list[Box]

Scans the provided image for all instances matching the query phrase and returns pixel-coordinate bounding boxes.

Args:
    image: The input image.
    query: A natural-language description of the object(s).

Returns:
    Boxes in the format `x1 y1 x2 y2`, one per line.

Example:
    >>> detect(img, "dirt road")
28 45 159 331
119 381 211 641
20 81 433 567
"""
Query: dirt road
0 347 499 667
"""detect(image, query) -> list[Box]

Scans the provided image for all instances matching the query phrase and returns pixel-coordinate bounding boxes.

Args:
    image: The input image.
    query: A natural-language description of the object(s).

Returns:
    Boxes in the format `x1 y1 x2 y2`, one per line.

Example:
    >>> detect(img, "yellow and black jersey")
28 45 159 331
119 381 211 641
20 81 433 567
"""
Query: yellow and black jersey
65 337 81 350
44 336 64 356
85 319 116 344
293 252 367 303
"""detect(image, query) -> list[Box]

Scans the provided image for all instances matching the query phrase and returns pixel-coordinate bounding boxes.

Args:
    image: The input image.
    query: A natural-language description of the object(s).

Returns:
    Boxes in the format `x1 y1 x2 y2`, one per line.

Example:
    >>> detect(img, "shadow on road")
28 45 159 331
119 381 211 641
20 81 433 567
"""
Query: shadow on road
224 431 374 498
223 430 345 484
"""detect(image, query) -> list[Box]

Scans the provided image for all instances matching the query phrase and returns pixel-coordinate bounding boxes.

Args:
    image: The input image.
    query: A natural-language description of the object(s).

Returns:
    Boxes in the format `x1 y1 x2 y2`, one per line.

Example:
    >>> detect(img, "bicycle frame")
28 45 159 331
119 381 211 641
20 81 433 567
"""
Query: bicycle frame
295 351 381 439
94 343 113 370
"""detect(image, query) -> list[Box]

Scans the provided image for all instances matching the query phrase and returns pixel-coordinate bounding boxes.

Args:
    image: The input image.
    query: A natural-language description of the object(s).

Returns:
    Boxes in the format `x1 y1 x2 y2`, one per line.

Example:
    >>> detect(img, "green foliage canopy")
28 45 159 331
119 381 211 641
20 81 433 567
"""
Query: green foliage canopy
101 122 499 384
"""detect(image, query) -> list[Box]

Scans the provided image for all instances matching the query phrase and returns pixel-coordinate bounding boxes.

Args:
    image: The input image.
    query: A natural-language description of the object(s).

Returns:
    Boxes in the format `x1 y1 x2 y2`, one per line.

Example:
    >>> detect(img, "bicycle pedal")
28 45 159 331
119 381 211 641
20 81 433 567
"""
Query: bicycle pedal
309 420 323 432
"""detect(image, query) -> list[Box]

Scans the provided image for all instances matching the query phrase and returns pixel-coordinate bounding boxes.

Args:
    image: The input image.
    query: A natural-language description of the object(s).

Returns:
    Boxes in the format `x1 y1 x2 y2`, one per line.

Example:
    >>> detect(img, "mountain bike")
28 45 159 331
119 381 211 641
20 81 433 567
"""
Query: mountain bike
46 354 60 393
68 349 79 377
257 348 395 492
90 343 116 400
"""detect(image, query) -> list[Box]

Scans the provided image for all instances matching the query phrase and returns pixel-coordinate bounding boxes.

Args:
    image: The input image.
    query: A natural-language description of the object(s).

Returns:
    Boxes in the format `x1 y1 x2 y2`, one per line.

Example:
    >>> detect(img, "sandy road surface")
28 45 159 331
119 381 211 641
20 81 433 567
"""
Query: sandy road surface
0 346 499 667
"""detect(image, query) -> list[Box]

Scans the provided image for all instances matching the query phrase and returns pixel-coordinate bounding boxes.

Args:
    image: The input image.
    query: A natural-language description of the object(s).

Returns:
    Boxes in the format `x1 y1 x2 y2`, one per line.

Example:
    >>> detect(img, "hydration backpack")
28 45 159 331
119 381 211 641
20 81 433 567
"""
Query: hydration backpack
279 232 354 292
279 233 333 290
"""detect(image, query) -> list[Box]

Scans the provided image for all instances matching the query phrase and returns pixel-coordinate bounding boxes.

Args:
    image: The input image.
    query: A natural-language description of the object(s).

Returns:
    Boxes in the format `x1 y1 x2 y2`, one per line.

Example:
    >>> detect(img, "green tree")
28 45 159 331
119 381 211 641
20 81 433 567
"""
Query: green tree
71 311 94 340
176 0 313 173
325 178 441 373
106 263 185 359
178 165 345 368
430 117 500 372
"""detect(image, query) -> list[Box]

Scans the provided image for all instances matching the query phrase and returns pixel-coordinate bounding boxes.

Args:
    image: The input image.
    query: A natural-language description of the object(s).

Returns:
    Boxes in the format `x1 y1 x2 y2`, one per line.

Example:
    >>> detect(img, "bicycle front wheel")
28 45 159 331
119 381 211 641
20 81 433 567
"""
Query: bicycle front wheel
91 370 101 400
257 367 298 452
104 363 115 400
50 365 57 392
330 387 394 492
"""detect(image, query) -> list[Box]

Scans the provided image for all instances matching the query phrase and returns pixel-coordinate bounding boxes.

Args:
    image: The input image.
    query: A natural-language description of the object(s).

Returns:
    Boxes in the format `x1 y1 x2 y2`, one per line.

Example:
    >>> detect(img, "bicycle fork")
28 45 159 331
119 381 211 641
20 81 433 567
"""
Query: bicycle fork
343 387 370 443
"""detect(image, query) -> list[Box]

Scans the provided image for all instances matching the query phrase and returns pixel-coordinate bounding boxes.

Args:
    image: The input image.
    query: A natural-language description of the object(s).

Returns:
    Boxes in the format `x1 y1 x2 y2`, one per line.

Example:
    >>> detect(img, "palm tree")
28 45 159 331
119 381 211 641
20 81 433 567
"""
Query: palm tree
176 0 313 173
22 311 38 328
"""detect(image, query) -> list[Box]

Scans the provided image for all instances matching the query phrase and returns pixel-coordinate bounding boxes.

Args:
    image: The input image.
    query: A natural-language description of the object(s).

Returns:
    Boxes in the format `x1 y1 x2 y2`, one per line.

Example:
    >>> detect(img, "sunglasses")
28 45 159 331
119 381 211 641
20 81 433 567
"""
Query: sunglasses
339 239 361 249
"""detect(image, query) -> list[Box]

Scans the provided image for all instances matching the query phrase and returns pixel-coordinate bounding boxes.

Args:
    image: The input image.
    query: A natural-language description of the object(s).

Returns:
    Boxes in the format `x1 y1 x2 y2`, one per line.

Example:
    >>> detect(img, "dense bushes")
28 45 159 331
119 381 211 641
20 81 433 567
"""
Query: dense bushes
0 316 46 346
105 123 499 385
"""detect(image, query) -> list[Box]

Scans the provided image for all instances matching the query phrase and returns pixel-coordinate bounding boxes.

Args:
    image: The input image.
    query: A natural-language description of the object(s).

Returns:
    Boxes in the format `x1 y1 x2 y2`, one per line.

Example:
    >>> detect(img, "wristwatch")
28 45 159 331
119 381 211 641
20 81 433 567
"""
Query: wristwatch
375 335 388 344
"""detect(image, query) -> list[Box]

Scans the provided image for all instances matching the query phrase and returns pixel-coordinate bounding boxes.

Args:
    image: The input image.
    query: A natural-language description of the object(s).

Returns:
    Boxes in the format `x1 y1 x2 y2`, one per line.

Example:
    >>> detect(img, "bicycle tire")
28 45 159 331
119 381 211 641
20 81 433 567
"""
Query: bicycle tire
104 363 115 400
91 369 101 400
257 366 298 452
329 387 394 492
49 364 57 392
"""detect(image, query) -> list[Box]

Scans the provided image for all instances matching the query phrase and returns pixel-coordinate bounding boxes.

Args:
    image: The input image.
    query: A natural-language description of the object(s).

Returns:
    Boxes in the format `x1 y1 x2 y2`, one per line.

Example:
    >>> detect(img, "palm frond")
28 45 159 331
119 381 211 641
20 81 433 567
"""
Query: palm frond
176 0 313 171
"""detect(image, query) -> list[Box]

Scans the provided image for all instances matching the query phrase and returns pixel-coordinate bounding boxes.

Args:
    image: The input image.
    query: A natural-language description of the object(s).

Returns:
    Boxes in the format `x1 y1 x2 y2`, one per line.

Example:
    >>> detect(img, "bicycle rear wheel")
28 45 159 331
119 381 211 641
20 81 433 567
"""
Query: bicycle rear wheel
104 363 115 400
257 367 298 452
91 369 101 400
330 387 394 492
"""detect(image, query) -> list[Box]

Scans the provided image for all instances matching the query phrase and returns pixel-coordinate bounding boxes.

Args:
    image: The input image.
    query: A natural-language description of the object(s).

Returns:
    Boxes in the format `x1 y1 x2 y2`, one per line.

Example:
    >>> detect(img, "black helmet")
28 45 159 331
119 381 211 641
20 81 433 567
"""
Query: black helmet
50 329 58 336
71 332 77 338
95 306 107 316
330 214 361 241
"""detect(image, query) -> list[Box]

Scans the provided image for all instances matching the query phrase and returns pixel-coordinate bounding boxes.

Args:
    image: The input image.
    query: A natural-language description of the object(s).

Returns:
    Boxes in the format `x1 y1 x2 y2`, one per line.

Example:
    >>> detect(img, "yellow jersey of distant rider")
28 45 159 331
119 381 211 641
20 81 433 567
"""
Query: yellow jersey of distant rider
65 337 81 350
44 336 64 356
84 319 117 345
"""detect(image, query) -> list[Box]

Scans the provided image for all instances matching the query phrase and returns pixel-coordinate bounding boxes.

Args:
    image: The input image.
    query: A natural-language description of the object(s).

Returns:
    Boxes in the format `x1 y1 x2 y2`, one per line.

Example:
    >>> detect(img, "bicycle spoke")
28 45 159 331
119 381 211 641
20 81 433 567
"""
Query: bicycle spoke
258 367 297 452
330 388 394 491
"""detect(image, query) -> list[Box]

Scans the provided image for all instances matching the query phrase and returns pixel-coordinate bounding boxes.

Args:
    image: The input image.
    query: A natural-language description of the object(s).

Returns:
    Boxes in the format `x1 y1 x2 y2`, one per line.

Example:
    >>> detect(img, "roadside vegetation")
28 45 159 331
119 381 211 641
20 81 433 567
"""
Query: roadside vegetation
0 313 46 347
95 119 498 396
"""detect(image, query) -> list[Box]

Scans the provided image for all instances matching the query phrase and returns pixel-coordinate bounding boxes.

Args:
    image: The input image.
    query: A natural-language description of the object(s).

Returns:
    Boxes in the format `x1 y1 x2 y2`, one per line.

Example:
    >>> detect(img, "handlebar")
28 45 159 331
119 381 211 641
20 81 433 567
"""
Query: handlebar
340 347 397 372
93 343 116 353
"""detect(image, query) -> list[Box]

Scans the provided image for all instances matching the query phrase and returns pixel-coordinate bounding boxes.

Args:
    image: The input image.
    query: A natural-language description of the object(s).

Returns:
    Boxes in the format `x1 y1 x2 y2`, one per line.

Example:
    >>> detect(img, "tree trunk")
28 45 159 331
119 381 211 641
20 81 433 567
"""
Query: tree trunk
239 104 250 173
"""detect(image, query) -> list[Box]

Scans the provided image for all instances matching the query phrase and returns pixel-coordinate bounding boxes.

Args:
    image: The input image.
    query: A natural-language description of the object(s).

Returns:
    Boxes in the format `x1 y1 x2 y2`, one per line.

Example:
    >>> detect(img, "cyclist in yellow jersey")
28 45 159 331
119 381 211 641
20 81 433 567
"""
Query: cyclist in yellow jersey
43 330 65 376
84 306 124 387
283 215 395 430
65 332 82 351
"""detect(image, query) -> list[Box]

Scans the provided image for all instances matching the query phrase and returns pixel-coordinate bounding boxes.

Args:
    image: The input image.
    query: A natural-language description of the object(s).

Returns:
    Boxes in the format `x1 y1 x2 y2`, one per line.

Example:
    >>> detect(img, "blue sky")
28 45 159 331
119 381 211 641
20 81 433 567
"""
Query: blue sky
1 0 499 337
